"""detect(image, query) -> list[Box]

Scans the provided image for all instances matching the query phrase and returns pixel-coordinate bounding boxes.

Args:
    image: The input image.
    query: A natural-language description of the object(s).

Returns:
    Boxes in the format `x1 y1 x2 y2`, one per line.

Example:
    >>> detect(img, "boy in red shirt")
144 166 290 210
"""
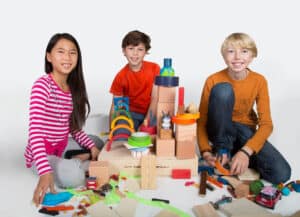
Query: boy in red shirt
109 30 160 130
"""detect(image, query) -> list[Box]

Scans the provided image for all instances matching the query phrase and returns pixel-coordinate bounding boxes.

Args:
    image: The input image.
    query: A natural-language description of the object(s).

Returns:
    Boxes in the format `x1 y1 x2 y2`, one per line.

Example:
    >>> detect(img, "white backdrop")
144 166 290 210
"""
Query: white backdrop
1 1 299 178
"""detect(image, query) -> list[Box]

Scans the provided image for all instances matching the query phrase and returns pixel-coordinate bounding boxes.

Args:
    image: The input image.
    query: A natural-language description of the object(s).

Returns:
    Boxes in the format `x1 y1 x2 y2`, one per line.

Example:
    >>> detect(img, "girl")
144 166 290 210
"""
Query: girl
25 33 103 205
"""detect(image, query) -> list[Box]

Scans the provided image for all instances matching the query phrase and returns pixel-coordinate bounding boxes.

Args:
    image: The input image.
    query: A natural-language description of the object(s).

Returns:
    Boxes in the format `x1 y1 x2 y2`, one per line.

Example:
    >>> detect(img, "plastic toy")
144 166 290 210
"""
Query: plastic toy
255 186 281 209
161 111 171 129
210 195 232 209
160 58 175 76
113 97 129 111
42 192 73 206
171 169 191 179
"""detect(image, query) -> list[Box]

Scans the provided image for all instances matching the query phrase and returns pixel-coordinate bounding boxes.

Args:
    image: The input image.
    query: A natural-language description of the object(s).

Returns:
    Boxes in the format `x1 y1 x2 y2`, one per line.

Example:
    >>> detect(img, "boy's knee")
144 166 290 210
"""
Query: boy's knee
211 82 233 100
275 163 291 184
267 162 291 184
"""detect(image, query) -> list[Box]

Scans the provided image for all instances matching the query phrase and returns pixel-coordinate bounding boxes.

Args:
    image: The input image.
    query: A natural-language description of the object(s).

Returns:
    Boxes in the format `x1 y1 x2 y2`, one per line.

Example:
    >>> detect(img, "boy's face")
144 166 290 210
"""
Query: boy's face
223 46 254 75
123 43 147 72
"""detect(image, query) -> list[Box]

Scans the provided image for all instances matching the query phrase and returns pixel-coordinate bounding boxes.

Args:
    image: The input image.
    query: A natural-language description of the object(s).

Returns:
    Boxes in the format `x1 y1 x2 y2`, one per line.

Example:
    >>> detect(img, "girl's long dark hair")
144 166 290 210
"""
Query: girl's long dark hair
45 33 90 131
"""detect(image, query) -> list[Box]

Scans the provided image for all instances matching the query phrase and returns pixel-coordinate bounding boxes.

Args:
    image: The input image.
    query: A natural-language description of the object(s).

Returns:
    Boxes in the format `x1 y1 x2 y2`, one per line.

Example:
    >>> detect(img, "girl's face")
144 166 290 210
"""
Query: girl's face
122 43 147 72
46 38 78 76
223 46 254 75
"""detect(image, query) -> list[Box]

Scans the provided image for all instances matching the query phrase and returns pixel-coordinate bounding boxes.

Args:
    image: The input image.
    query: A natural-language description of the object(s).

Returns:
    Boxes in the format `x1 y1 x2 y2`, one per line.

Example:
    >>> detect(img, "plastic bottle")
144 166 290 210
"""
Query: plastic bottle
160 58 175 76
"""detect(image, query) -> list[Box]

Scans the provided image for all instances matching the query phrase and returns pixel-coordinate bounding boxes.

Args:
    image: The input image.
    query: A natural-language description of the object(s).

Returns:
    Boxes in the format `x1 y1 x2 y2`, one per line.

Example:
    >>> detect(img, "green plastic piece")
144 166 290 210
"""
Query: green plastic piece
126 192 191 217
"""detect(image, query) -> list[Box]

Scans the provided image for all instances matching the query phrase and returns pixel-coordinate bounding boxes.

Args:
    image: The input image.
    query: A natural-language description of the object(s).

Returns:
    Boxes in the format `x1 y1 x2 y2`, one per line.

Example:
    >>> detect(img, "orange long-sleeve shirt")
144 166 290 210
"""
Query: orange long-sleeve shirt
197 68 273 154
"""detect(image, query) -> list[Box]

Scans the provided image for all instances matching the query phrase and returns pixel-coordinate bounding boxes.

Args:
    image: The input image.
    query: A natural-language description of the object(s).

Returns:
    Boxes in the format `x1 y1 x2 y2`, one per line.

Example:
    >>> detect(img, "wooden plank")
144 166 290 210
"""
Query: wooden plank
192 203 219 217
141 155 157 189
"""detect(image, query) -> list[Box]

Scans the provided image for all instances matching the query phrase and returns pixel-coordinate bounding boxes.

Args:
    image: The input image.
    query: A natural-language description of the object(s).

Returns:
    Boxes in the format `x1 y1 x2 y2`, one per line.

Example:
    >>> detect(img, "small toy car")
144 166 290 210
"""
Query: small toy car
255 186 281 209
210 195 232 209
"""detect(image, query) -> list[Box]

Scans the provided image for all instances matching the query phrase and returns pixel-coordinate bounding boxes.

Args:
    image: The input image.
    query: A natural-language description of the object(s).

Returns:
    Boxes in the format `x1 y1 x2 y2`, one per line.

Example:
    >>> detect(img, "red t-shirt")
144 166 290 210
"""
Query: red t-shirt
110 61 160 114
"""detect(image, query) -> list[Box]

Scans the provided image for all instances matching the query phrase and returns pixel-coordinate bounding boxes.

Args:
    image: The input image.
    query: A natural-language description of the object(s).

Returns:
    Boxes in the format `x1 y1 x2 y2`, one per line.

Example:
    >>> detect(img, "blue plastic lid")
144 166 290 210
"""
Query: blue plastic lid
163 58 172 68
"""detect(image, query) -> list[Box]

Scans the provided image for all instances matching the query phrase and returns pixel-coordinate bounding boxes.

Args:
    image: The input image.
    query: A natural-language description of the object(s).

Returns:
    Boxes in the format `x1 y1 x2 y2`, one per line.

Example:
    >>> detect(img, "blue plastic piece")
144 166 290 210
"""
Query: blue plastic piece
113 97 129 111
292 183 300 192
42 192 73 206
160 58 175 76
281 186 290 196
217 176 229 185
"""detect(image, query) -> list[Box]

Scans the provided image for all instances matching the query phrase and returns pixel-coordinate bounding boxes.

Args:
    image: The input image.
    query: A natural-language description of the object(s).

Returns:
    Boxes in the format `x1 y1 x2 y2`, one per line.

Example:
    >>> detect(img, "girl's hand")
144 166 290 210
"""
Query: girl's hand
90 146 100 160
230 151 249 175
202 151 217 167
33 172 56 206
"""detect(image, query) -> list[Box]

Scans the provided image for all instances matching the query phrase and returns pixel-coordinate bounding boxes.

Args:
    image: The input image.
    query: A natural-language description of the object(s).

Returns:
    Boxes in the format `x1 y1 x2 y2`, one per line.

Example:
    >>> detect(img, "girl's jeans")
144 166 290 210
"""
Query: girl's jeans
207 82 291 184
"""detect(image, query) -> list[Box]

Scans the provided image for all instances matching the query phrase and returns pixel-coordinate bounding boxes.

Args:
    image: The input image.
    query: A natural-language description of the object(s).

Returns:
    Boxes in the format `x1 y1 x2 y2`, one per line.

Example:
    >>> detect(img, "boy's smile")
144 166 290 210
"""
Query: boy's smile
123 43 147 72
223 47 254 80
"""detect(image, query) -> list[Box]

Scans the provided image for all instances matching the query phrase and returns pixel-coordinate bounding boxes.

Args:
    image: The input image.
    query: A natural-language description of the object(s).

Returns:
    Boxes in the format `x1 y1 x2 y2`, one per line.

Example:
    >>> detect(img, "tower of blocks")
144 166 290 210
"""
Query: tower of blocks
155 58 179 157
155 58 198 159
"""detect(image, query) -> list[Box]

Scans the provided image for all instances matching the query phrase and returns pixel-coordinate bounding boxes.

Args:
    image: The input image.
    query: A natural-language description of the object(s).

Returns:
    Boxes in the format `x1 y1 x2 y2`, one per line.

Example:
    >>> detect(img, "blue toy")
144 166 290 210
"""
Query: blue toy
160 58 175 76
42 192 73 206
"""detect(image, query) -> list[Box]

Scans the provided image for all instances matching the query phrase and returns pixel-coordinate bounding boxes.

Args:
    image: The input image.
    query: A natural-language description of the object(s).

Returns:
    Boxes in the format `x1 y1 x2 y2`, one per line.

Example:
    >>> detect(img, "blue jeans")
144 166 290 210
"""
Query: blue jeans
207 82 291 184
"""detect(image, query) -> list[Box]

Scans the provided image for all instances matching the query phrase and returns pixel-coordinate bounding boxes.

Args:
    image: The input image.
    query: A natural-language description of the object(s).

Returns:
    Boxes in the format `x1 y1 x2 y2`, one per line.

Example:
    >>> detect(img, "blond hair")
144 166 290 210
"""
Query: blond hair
221 33 257 58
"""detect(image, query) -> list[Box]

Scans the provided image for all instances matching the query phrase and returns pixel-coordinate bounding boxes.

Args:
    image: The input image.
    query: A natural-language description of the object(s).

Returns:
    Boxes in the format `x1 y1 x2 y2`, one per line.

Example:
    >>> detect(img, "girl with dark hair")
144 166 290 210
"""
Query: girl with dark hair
25 33 103 205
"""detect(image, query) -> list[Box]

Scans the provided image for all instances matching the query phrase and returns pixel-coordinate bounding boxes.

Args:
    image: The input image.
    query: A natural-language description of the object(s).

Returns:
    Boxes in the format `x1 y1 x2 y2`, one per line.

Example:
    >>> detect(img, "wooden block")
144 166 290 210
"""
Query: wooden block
193 203 219 217
157 86 176 102
155 209 180 217
232 214 282 217
159 128 173 139
199 171 207 196
86 202 119 217
98 141 198 176
235 183 250 198
222 176 242 189
141 155 156 189
177 105 185 115
238 168 260 182
219 198 270 217
115 198 138 217
176 139 195 159
175 123 196 141
124 179 140 193
156 138 175 157
89 161 109 189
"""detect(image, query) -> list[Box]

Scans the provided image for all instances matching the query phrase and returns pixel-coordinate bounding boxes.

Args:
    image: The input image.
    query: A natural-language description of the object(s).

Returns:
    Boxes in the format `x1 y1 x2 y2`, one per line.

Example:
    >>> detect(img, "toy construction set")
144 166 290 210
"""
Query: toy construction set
36 58 300 217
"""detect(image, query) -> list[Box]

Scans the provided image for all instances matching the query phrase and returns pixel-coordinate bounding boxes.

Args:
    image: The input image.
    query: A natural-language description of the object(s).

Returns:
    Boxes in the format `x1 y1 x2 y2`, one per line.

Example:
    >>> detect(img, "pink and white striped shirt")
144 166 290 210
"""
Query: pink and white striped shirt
24 74 95 176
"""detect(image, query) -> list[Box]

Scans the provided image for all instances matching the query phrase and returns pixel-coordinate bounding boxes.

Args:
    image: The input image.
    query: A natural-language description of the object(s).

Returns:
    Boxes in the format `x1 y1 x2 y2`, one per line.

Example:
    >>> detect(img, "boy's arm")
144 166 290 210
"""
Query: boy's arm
143 84 158 126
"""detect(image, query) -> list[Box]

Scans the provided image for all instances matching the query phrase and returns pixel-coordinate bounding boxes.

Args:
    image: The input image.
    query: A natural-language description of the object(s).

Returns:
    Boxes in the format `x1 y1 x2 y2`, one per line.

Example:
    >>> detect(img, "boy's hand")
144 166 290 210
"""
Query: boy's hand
217 153 230 166
33 172 56 206
90 146 100 160
202 151 217 167
230 151 249 175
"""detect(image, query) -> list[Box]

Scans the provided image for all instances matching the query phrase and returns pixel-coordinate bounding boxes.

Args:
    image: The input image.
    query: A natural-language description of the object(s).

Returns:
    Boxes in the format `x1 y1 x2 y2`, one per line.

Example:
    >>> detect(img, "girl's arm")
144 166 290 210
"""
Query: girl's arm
28 79 52 176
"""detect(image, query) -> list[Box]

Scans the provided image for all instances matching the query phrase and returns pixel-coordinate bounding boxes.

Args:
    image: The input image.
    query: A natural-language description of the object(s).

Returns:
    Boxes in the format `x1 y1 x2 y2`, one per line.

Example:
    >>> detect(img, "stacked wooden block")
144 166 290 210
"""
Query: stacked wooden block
175 122 197 159
156 86 176 157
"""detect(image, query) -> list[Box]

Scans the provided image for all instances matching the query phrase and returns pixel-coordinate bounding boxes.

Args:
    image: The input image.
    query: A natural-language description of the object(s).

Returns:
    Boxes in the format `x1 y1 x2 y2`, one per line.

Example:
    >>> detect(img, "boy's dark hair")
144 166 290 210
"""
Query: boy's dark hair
122 30 151 51
45 33 90 131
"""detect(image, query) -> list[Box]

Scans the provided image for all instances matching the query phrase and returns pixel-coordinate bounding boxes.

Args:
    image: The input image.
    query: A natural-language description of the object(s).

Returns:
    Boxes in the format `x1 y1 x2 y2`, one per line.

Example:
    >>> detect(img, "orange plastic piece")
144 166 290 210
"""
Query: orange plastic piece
109 124 135 139
171 116 196 125
45 205 74 211
215 160 231 176
111 115 134 129
207 176 223 188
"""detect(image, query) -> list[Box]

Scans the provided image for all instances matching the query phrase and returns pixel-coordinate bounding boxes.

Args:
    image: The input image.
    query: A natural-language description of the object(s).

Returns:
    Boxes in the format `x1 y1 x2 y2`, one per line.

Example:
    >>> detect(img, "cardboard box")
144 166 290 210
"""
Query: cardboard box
98 141 198 176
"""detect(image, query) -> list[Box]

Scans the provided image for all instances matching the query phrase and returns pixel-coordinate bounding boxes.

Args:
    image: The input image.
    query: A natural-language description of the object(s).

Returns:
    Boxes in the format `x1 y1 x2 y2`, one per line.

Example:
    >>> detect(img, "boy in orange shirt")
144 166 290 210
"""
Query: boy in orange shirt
197 33 291 184
109 30 160 130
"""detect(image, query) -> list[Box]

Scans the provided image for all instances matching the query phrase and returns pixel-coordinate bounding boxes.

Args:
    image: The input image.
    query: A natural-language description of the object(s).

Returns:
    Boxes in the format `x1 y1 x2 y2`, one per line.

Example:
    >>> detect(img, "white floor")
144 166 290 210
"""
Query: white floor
2 100 300 217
